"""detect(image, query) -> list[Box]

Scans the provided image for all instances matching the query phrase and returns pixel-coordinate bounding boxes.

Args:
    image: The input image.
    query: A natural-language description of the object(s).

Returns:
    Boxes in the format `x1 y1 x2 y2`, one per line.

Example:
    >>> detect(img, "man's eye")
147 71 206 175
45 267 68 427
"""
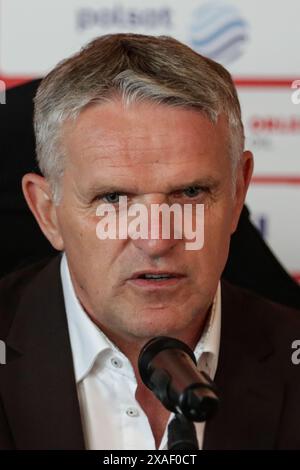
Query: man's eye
182 186 203 198
102 192 122 204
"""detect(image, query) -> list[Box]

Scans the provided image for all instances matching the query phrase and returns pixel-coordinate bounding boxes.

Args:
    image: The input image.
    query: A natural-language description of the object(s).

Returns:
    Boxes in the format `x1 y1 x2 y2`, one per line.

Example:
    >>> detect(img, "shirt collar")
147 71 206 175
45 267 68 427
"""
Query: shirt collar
60 252 221 383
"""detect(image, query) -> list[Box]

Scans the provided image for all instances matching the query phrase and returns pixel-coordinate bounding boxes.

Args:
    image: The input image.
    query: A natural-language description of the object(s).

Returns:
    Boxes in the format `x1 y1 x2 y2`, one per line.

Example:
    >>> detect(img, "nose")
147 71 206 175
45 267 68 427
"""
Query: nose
131 236 179 258
128 195 181 258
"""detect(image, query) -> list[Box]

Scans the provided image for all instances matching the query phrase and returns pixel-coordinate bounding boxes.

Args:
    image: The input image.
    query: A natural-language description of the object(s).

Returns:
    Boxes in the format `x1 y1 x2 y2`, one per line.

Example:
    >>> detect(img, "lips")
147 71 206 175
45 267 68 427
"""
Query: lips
127 270 185 289
140 274 175 280
130 271 184 280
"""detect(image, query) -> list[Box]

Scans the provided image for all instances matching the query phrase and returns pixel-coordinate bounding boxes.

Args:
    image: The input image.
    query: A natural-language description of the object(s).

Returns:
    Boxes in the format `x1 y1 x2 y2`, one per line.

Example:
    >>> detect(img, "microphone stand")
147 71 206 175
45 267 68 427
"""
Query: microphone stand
167 413 199 450
138 336 219 450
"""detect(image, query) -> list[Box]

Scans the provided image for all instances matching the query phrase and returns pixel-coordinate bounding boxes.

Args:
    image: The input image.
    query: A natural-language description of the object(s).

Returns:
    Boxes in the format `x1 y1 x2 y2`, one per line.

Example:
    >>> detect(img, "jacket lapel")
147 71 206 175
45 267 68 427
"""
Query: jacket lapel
203 280 285 449
1 255 85 449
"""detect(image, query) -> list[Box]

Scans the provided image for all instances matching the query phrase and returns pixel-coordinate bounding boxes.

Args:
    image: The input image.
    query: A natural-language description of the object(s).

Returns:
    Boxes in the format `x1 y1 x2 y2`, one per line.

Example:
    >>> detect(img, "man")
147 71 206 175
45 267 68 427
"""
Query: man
0 33 299 450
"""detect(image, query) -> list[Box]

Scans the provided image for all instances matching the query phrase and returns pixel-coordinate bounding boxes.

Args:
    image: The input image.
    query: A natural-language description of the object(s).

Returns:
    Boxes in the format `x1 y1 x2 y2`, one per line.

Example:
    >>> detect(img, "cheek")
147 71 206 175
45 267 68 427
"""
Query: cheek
58 206 129 271
57 208 98 246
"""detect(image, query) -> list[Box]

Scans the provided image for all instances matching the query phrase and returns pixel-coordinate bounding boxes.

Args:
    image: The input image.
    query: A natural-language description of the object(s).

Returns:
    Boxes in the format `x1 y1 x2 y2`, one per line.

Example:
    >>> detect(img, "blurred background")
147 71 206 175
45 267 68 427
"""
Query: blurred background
0 0 299 284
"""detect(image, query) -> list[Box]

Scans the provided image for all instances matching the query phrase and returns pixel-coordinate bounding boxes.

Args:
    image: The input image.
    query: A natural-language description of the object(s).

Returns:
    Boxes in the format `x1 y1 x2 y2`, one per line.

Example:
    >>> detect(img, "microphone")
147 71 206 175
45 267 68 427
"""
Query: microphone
138 336 219 422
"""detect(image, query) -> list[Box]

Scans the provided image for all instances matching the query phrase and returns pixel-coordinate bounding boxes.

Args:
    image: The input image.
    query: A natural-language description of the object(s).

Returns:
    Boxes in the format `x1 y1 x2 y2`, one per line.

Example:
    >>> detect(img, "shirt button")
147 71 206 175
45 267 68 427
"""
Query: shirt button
111 357 123 368
126 407 140 418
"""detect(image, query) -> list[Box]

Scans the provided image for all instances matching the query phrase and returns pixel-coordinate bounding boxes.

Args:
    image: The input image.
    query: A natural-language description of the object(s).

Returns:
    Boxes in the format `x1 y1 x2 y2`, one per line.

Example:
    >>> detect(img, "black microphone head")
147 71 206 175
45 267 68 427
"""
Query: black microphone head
138 336 196 389
138 336 219 422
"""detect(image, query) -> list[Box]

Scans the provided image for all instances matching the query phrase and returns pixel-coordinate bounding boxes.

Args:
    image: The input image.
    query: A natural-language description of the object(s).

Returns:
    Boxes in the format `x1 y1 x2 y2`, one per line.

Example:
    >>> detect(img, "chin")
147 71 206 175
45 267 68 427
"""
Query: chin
127 313 191 339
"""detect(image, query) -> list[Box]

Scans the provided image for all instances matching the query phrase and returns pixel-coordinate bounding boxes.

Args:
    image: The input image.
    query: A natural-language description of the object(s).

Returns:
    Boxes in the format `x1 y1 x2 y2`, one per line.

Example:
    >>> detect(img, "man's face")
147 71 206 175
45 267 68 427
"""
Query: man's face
50 99 252 345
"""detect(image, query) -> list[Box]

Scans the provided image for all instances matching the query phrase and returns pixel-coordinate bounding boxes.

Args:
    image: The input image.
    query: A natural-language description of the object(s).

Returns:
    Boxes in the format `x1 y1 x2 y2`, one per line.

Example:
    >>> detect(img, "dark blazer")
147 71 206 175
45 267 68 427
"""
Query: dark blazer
1 80 300 309
0 254 300 450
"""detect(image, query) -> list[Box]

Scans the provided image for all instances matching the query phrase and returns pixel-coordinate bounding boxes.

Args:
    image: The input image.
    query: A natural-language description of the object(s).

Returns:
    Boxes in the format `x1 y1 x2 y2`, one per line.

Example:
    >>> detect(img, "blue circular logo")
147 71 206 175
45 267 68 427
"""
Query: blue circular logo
188 2 249 64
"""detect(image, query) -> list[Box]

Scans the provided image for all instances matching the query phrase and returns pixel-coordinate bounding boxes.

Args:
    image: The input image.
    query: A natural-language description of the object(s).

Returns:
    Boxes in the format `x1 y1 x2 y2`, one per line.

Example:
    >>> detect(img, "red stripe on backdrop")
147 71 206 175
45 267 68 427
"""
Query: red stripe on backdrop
1 75 299 90
234 78 297 88
251 176 300 185
0 75 35 89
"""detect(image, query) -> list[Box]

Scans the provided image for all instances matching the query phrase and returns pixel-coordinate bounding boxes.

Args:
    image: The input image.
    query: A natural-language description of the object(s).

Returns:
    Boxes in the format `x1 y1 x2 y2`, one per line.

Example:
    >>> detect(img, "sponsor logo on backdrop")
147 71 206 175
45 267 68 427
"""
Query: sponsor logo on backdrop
246 114 300 151
249 116 300 133
188 1 248 64
76 5 172 32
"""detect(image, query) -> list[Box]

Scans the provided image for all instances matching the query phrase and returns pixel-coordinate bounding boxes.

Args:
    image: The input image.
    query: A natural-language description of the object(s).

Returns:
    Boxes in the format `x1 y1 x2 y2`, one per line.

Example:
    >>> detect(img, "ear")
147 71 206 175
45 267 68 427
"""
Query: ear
230 150 254 234
22 173 64 250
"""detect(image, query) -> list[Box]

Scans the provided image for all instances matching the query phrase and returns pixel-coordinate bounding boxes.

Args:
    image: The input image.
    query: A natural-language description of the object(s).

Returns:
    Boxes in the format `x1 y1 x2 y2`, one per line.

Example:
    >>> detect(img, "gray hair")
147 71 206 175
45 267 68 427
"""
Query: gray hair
34 33 245 204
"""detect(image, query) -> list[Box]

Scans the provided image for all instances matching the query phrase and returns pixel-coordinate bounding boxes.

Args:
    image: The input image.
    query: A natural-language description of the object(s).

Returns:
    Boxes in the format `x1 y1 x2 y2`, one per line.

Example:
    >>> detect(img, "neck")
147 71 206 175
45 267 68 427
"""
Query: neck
86 306 211 386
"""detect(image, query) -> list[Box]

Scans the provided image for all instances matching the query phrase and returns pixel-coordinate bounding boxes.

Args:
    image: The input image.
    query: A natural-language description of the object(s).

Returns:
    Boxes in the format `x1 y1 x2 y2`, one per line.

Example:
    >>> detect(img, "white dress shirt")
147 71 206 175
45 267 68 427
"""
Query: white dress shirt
60 252 221 450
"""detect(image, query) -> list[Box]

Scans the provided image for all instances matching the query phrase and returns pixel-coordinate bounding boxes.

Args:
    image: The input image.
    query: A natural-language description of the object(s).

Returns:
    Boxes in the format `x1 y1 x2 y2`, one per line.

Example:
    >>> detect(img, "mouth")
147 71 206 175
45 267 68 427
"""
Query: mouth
127 271 186 289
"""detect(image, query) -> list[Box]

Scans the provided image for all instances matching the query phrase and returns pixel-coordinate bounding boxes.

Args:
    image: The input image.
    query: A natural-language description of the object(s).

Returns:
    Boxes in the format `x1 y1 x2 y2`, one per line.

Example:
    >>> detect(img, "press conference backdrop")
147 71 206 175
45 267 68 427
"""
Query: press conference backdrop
0 0 299 283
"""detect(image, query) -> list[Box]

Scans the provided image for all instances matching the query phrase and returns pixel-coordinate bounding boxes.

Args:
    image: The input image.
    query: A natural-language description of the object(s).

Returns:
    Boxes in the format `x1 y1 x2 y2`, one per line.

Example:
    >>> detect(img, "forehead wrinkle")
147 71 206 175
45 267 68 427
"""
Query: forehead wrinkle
82 145 208 167
86 160 206 174
75 131 180 149
66 127 212 169
71 131 207 158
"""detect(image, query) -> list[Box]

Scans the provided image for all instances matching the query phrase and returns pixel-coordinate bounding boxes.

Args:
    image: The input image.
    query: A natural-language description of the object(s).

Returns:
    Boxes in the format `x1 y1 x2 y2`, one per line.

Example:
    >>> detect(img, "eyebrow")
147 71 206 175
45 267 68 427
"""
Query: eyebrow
86 177 220 197
167 177 220 192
